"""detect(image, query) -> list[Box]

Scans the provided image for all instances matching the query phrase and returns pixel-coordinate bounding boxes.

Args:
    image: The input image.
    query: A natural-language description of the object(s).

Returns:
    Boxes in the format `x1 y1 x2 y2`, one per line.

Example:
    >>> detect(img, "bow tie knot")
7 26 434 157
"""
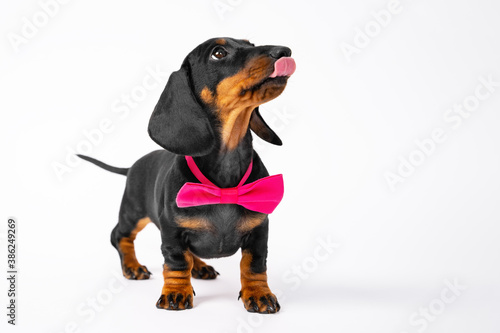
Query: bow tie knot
220 188 239 204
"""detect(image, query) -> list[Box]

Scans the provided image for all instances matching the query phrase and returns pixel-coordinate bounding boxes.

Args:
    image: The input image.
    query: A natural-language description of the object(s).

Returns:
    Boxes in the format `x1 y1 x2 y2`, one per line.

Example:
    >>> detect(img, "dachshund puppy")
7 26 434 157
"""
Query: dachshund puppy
79 37 295 313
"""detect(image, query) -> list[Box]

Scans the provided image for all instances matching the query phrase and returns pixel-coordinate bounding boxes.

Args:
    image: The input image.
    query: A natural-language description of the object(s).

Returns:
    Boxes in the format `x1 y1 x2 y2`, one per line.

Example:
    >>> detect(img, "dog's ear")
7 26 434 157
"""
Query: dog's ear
249 107 282 146
148 67 215 156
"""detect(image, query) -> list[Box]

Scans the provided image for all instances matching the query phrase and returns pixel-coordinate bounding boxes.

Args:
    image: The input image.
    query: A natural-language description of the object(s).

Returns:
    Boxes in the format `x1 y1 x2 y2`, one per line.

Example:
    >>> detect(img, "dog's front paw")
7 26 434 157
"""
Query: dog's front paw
156 286 194 310
239 287 280 314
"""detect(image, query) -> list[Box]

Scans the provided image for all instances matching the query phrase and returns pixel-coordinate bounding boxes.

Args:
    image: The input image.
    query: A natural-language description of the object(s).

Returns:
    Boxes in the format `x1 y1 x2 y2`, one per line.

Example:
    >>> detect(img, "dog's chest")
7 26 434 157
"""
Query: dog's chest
175 206 266 259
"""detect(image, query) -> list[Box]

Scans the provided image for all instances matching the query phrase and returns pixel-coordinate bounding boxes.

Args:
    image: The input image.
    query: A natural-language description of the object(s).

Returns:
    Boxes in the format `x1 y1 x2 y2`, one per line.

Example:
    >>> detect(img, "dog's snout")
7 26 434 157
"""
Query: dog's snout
269 46 291 59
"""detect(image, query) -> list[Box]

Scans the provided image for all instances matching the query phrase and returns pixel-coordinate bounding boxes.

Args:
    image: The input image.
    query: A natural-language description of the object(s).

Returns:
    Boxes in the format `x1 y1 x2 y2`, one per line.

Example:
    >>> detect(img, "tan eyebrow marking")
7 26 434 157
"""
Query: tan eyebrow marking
237 213 266 233
176 217 214 231
200 86 214 105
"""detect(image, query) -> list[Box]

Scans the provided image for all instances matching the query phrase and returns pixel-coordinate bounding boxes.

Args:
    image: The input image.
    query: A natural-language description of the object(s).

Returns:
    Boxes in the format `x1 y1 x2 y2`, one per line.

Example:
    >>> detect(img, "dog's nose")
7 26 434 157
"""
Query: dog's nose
269 46 291 59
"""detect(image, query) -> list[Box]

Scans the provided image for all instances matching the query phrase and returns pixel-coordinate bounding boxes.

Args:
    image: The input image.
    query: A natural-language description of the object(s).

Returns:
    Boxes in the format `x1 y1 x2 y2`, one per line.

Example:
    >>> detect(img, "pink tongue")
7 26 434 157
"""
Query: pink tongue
269 57 296 78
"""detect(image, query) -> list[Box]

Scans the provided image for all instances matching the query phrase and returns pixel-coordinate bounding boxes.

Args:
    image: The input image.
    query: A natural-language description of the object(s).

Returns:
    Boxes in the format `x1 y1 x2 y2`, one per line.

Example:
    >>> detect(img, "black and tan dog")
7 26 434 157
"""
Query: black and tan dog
78 37 295 313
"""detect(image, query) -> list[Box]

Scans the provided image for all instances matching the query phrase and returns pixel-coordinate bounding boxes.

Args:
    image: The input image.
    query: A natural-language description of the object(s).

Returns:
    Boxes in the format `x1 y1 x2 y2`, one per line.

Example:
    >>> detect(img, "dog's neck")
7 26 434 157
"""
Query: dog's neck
192 130 253 188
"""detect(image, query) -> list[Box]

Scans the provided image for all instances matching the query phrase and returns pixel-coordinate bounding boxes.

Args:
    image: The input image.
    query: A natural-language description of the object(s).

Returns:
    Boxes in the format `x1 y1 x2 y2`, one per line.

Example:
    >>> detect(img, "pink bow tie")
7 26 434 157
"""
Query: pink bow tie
176 156 284 214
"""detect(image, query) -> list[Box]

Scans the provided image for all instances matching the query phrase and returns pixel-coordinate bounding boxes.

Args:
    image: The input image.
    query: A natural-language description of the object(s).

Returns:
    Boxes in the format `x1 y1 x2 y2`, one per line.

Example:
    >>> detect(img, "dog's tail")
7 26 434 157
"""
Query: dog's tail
77 154 129 176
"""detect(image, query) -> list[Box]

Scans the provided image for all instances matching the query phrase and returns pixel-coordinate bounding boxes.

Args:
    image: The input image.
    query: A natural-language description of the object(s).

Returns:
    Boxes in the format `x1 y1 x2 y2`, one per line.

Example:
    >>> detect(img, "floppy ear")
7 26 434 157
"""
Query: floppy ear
148 68 215 156
249 107 282 146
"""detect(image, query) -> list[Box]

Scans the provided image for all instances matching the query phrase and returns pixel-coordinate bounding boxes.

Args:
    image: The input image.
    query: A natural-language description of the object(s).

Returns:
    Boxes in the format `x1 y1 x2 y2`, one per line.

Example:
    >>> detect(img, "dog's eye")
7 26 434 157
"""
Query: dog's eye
211 47 228 60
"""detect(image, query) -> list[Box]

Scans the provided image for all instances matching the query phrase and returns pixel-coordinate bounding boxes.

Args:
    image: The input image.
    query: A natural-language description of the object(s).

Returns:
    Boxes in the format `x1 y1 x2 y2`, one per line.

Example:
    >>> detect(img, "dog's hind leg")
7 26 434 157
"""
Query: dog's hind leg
190 252 219 280
111 212 152 280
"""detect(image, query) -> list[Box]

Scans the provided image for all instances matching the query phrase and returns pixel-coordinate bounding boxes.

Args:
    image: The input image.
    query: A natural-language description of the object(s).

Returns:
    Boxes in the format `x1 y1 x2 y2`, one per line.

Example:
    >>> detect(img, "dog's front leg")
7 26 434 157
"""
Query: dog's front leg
239 219 280 313
156 228 194 310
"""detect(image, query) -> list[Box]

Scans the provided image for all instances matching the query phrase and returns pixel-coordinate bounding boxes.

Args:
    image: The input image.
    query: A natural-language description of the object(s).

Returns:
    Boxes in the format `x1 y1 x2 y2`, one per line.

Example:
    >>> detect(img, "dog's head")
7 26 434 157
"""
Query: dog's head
148 37 295 156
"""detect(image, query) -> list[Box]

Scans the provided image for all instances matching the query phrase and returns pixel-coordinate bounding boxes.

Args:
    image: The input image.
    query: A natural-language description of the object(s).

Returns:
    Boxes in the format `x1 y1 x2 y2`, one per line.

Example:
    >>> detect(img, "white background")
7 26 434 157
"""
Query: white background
1 0 500 332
